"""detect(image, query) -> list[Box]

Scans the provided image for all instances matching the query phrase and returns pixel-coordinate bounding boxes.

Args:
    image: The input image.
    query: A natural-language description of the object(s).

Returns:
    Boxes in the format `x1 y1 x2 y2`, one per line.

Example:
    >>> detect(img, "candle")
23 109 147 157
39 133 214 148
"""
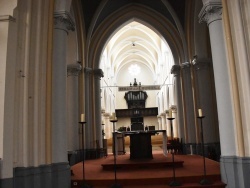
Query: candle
198 109 203 117
190 145 193 155
169 109 172 118
111 112 116 120
102 120 104 124
81 113 85 122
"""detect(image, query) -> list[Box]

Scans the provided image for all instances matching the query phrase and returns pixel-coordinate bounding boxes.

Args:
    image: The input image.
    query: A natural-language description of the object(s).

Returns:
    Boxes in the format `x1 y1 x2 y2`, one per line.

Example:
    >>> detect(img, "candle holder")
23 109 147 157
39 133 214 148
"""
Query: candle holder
167 117 181 187
102 123 105 140
110 119 122 188
197 116 212 185
102 123 108 157
79 121 91 188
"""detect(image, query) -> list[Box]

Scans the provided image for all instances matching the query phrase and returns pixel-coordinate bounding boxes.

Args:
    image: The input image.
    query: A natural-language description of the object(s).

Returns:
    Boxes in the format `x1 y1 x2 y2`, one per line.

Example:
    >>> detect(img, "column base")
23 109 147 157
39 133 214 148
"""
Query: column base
68 148 106 166
4 162 71 188
220 156 250 188
0 178 13 188
182 142 221 161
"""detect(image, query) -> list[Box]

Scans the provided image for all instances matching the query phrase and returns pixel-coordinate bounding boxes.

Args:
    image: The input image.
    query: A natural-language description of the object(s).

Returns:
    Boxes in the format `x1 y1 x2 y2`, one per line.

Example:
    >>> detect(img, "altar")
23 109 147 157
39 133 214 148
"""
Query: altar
123 130 167 159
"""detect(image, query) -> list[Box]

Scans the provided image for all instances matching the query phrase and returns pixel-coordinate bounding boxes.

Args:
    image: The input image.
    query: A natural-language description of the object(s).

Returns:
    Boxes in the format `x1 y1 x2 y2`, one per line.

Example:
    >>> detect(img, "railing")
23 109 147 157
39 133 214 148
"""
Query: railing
115 107 158 117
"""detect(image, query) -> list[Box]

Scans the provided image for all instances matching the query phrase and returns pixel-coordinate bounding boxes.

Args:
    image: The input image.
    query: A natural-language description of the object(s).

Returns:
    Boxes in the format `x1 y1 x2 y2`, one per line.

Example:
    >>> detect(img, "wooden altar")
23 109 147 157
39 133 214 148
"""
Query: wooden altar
124 130 167 159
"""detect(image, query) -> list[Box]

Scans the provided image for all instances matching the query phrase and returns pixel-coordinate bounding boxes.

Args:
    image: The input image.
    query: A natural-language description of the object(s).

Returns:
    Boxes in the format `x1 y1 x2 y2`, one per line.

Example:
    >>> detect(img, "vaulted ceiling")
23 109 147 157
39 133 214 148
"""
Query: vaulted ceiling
81 0 187 79
103 21 171 80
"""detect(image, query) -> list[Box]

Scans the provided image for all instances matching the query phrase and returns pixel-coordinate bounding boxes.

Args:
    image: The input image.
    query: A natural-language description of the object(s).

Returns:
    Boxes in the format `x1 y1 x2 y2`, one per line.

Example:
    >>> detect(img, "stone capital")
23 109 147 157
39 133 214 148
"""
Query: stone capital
0 15 15 22
103 113 111 117
160 112 166 117
84 67 93 74
181 62 191 70
171 65 181 76
67 63 82 76
199 1 222 25
54 11 75 32
93 69 104 79
170 105 177 113
193 58 212 70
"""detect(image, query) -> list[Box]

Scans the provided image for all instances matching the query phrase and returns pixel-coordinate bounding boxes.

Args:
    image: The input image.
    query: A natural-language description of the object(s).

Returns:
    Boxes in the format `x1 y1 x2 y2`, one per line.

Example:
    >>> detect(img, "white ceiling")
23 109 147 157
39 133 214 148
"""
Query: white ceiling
103 21 172 82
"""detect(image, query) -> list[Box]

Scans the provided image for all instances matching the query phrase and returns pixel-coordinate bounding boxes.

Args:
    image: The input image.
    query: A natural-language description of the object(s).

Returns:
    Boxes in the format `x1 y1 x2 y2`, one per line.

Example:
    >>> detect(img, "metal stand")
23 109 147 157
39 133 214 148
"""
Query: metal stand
79 121 91 188
198 116 212 185
102 123 107 157
102 123 105 141
167 117 181 187
110 120 122 188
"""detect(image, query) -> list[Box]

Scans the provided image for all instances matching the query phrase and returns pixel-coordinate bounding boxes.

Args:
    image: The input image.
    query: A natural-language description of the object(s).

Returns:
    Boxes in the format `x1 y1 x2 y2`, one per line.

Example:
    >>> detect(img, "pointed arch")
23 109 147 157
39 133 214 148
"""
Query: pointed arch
87 4 187 70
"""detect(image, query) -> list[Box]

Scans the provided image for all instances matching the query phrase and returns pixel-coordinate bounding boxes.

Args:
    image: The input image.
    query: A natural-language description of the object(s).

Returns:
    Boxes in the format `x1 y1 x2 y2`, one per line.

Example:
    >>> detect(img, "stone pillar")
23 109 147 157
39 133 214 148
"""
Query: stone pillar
84 67 93 149
51 10 75 188
171 65 185 140
67 63 82 151
193 59 219 143
0 4 16 186
52 10 75 163
170 105 178 138
165 110 171 137
199 0 239 186
103 113 112 139
160 113 166 131
199 0 236 156
157 115 162 130
181 62 196 143
93 69 104 147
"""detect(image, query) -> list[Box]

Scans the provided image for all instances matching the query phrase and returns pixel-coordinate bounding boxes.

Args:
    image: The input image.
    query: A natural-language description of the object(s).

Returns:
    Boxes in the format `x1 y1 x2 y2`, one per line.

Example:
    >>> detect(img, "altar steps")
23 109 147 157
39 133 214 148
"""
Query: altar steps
72 176 226 188
101 159 184 170
71 152 226 188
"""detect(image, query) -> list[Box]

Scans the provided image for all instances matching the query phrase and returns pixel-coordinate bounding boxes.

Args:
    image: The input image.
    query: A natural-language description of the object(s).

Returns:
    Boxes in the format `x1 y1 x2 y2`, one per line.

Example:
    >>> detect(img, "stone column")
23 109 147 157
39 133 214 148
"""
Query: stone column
171 65 185 140
84 67 93 149
193 59 219 143
181 62 196 143
103 113 112 139
157 115 162 130
170 105 178 138
199 0 236 156
160 113 166 131
0 8 16 186
93 69 104 147
199 0 239 186
52 11 75 163
67 63 82 151
165 110 171 137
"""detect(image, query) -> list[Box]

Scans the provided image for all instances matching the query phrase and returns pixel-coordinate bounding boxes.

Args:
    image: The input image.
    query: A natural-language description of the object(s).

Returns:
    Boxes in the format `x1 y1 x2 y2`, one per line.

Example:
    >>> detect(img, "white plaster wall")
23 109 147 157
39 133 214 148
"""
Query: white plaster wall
115 62 157 109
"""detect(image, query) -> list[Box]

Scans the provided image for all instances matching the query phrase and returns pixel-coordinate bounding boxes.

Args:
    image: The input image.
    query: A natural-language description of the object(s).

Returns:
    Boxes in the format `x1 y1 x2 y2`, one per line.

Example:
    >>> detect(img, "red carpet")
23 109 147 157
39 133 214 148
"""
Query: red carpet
71 151 226 188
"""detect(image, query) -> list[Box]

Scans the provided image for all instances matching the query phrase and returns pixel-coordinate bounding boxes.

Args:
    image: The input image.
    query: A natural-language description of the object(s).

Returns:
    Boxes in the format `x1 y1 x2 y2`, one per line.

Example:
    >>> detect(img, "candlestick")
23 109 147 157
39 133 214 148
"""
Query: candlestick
197 116 212 185
167 117 181 186
78 121 91 188
109 119 121 188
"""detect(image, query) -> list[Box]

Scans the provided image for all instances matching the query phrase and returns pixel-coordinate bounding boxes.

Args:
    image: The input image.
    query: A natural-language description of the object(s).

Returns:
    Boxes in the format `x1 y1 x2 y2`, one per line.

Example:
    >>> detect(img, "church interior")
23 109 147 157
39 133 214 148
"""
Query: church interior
1 0 250 188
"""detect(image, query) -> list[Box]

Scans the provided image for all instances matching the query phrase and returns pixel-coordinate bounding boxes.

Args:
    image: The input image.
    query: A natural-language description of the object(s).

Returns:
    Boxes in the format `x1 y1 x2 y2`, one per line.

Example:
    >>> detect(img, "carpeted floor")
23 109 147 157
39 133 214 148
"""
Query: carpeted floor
71 150 225 188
